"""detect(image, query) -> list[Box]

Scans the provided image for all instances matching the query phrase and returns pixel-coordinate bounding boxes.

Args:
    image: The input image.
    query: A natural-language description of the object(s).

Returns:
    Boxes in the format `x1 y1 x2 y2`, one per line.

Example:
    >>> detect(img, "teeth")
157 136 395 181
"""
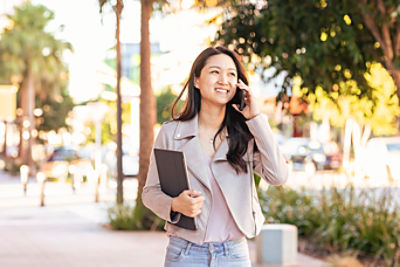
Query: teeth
216 89 229 93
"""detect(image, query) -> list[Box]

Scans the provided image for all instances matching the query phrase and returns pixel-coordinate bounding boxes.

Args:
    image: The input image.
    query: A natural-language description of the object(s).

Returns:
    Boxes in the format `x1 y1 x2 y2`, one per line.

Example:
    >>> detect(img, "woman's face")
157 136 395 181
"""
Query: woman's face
194 54 238 107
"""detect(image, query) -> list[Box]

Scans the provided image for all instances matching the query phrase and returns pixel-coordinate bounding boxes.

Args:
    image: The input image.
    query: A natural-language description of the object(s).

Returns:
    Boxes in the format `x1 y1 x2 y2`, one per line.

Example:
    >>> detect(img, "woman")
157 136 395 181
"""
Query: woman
142 46 288 266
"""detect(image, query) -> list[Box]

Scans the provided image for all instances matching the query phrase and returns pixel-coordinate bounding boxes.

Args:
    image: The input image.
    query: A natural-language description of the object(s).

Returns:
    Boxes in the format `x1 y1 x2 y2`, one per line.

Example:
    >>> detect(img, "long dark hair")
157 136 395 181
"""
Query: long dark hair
171 46 253 174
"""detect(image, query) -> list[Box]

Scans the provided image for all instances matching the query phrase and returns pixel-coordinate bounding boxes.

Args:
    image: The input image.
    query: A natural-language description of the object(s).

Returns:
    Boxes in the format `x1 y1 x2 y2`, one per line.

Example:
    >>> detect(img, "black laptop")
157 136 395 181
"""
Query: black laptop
153 148 197 230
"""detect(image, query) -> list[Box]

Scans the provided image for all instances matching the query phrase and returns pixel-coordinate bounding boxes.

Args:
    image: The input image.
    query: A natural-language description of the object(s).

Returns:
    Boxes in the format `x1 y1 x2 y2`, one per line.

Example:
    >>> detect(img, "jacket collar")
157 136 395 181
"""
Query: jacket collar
174 113 229 141
175 113 229 162
173 114 231 191
174 115 199 140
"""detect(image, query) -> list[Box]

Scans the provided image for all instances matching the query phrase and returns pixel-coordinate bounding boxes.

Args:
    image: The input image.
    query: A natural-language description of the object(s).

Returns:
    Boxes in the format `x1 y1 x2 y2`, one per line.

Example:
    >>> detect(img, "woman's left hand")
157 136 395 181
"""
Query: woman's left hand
232 79 261 120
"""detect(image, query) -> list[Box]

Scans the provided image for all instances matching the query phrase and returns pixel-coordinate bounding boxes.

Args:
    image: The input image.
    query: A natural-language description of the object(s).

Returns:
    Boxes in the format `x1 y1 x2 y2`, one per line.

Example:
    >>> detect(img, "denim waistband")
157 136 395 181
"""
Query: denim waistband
169 236 247 257
169 236 246 249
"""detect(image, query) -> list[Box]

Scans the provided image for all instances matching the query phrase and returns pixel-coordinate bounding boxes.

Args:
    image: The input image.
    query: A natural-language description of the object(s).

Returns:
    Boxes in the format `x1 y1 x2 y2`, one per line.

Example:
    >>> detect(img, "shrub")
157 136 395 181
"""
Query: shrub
259 185 400 266
107 203 165 231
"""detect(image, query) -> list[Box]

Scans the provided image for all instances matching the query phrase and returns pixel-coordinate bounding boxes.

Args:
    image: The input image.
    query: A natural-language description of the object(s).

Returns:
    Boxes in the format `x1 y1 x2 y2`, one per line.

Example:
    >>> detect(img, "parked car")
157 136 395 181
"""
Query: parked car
281 138 342 173
362 137 400 181
39 146 93 181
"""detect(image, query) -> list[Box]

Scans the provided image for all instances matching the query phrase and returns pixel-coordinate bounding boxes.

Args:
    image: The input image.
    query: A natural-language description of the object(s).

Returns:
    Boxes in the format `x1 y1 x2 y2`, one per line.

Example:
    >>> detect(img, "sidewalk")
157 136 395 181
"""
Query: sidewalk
0 171 328 267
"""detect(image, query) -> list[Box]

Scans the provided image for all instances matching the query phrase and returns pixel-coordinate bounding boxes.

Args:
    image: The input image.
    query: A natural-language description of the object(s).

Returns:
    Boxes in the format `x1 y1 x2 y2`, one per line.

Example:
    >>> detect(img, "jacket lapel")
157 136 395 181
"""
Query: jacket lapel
213 137 228 161
175 114 232 191
175 116 211 190
181 136 211 190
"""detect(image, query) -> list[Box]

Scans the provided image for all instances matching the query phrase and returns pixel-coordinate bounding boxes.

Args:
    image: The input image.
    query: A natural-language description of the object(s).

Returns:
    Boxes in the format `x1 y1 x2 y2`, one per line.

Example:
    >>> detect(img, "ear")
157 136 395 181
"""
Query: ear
194 78 199 89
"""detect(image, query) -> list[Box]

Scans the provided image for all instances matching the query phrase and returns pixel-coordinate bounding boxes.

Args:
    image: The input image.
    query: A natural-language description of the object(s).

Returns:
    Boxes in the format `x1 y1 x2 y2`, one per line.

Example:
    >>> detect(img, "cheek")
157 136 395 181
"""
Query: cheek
198 87 210 98
228 87 237 99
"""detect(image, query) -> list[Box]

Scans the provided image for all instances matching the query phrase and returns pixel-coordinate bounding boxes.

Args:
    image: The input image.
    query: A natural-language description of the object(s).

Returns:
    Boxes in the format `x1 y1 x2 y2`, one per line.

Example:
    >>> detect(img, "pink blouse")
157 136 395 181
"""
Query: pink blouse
202 152 244 242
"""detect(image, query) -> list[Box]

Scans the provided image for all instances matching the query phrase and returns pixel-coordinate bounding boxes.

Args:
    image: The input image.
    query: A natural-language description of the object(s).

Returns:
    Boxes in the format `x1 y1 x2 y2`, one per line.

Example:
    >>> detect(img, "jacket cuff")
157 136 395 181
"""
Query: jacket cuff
245 113 270 133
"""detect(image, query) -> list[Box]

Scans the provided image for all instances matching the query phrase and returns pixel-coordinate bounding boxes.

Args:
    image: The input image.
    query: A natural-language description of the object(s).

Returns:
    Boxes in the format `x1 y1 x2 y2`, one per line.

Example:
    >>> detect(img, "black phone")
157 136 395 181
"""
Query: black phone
231 87 246 111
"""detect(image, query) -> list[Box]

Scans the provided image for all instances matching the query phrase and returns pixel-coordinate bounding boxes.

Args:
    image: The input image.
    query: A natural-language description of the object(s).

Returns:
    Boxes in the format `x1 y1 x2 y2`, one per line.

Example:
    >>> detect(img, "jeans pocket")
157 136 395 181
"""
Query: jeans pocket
165 244 186 262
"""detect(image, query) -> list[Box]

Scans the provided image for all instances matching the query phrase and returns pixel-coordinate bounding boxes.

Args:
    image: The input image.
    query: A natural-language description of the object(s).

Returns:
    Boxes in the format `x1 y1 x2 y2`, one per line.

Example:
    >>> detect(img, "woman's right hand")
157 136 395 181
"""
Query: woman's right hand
171 190 205 218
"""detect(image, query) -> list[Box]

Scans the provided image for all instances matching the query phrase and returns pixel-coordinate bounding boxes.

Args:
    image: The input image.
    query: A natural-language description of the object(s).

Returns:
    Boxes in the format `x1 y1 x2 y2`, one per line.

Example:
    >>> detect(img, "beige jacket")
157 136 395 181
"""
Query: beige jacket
142 114 288 245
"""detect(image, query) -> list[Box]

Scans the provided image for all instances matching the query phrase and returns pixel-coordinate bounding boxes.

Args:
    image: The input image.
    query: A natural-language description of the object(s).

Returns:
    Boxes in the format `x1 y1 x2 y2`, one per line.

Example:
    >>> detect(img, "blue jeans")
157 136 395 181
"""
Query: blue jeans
164 236 252 267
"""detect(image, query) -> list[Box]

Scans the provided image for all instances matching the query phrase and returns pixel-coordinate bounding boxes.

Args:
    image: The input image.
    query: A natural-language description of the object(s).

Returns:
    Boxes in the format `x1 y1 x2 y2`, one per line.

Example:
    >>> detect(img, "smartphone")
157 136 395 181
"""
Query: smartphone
231 87 246 111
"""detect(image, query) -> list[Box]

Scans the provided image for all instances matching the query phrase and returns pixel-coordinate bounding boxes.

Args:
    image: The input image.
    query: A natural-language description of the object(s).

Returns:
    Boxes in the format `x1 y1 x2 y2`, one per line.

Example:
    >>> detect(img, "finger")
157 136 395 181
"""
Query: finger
231 104 243 113
237 79 248 88
237 79 253 96
193 209 202 217
186 190 201 198
236 80 248 90
186 212 196 218
191 205 202 212
188 207 201 217
193 201 204 209
186 189 200 195
192 196 205 205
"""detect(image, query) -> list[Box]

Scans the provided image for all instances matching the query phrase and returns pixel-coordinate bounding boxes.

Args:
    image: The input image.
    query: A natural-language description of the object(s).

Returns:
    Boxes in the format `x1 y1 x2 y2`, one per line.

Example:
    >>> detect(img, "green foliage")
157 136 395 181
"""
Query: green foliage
36 91 75 132
156 87 182 124
107 204 138 230
260 185 400 265
0 1 73 135
107 201 165 231
301 63 400 136
0 2 72 85
215 1 398 99
86 119 114 145
84 100 130 145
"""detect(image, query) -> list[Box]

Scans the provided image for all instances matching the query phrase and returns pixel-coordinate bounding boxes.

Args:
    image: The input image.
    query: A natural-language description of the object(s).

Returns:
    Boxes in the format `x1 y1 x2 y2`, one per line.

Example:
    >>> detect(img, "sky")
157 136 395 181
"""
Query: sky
1 0 281 103
25 0 223 103
31 0 142 103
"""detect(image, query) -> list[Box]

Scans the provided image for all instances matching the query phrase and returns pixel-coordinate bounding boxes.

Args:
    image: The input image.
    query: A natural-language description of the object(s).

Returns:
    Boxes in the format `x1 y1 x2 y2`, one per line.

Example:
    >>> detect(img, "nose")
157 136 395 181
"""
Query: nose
218 73 229 84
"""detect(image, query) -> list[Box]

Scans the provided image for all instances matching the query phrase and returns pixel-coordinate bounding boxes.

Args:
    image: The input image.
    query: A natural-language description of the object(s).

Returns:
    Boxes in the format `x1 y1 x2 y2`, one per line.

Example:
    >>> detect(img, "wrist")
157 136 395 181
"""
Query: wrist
171 198 177 212
247 112 260 120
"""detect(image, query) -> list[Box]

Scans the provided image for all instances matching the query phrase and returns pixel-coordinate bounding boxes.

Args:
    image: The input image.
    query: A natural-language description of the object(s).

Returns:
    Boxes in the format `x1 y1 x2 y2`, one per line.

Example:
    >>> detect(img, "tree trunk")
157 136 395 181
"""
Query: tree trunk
360 2 400 107
343 118 352 174
133 0 156 228
351 121 363 179
19 68 35 174
115 0 124 204
2 121 7 157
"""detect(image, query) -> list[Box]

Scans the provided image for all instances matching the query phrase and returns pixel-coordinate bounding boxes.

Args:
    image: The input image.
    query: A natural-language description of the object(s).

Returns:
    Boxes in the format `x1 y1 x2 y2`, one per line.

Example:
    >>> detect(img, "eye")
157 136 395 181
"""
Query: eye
229 72 237 77
211 70 219 74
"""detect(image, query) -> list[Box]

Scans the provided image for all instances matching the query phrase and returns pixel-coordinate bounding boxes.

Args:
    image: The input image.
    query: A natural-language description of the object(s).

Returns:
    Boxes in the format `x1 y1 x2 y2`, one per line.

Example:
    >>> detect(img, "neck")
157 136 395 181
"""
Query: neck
198 102 226 131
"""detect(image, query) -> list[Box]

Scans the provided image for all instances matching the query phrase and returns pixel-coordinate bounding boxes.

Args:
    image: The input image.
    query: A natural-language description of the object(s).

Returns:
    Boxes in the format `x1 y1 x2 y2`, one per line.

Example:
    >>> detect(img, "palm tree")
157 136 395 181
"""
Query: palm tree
99 0 124 204
0 2 71 172
98 0 159 224
131 0 157 228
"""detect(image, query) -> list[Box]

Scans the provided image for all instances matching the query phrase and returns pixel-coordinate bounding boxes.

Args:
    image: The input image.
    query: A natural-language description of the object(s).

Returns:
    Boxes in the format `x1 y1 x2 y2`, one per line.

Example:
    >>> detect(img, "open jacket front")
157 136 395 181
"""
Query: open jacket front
142 114 288 245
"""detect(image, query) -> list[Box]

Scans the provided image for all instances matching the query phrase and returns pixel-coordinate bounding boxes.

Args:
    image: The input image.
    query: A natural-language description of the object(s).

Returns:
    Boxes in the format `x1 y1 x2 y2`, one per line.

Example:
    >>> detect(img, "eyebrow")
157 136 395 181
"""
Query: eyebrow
207 66 237 72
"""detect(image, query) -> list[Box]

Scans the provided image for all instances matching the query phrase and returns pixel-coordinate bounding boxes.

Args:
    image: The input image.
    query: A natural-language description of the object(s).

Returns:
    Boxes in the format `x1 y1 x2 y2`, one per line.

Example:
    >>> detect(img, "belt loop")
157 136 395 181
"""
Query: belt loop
184 241 192 256
223 242 229 256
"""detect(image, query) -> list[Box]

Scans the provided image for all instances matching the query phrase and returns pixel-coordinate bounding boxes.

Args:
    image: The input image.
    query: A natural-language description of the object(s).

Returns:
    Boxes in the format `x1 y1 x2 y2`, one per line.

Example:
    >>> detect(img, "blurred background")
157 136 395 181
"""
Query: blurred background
0 0 400 266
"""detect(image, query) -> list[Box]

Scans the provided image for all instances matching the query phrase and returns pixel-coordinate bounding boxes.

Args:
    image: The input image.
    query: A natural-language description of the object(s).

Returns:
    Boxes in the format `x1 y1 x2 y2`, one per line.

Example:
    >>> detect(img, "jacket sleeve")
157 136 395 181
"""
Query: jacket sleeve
141 125 181 224
245 114 289 185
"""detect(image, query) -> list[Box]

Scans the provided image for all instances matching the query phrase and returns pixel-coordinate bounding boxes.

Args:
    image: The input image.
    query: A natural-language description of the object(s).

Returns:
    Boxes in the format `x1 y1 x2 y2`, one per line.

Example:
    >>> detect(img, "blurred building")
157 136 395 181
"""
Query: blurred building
120 42 164 83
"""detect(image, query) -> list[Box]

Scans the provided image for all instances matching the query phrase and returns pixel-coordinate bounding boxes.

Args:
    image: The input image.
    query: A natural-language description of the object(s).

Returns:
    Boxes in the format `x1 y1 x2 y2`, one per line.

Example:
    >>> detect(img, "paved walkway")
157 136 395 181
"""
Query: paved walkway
0 171 328 267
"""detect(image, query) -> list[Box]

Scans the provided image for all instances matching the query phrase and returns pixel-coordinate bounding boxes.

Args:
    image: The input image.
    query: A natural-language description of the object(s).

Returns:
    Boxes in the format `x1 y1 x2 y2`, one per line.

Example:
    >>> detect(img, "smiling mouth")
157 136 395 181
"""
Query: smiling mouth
215 88 229 94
